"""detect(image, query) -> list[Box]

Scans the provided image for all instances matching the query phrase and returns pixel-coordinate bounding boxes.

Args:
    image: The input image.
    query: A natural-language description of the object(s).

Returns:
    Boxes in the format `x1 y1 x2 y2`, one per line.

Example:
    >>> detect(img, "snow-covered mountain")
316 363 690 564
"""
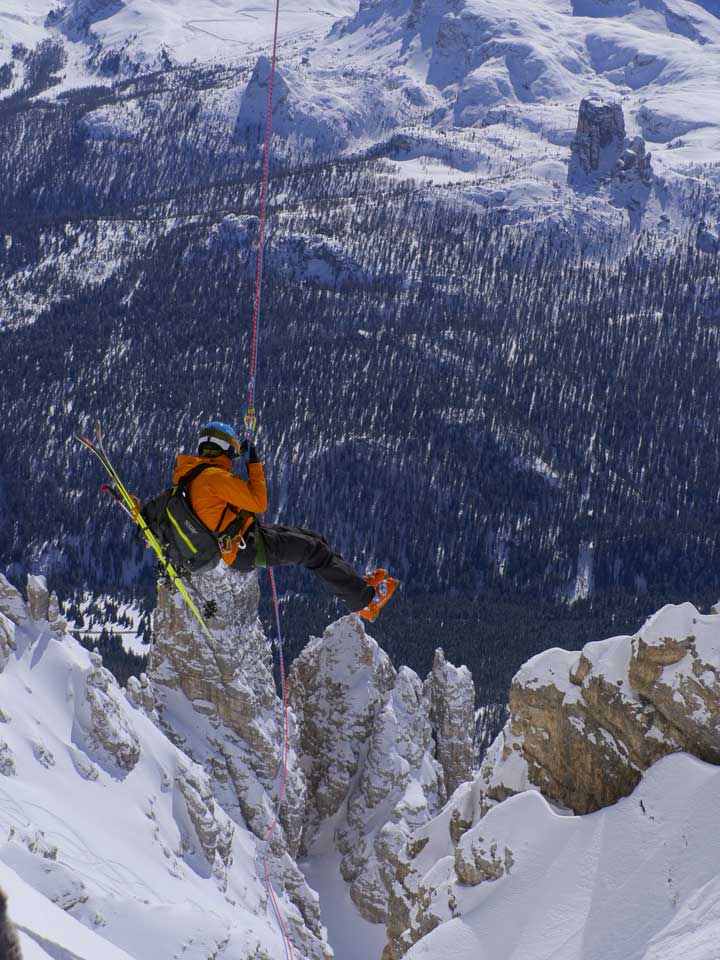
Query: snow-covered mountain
402 753 720 960
0 0 356 69
0 572 315 960
2 3 720 951
0 563 480 959
3 0 720 223
2 562 720 959
3 0 720 622
4 0 720 659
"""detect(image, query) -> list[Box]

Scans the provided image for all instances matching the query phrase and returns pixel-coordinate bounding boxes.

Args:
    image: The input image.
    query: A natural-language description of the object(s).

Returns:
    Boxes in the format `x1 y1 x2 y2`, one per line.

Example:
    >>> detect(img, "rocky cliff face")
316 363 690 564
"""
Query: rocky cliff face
570 97 653 189
25 575 68 636
4 565 720 960
571 97 627 177
148 566 330 960
288 616 476 926
495 601 720 814
424 649 475 796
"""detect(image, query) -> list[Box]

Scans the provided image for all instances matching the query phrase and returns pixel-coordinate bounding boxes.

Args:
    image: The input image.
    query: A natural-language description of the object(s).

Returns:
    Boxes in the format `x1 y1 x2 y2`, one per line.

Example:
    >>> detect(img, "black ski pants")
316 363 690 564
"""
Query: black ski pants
231 524 375 613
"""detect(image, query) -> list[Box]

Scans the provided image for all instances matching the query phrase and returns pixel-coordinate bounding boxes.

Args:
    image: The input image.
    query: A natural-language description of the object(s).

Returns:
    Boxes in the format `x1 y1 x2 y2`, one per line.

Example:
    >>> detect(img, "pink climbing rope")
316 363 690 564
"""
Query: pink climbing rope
263 568 294 960
247 0 282 417
242 1 295 958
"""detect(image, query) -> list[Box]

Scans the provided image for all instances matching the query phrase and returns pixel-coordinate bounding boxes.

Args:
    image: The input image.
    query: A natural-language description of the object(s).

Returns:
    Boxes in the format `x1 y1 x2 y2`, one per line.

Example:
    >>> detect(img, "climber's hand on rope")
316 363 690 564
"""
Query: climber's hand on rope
239 440 261 463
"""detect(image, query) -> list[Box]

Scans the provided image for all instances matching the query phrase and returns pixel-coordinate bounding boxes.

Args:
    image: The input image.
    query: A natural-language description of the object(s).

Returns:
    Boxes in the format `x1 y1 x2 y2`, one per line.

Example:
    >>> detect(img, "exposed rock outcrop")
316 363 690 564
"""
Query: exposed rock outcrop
150 570 305 841
77 651 141 772
290 618 475 926
235 56 346 151
424 649 475 796
0 887 23 960
25 575 68 635
571 97 627 177
454 828 513 885
0 741 16 777
26 575 50 622
383 601 720 958
570 97 652 187
616 135 653 185
174 760 235 887
0 568 310 959
125 672 157 716
289 616 396 845
46 590 69 637
0 576 26 626
383 775 488 959
338 666 445 922
629 611 720 765
494 602 720 814
0 614 17 673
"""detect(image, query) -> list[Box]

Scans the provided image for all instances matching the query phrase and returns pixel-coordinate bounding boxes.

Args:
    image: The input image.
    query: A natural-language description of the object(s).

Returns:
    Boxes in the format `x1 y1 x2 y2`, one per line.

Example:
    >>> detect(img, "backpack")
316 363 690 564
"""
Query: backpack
141 463 249 575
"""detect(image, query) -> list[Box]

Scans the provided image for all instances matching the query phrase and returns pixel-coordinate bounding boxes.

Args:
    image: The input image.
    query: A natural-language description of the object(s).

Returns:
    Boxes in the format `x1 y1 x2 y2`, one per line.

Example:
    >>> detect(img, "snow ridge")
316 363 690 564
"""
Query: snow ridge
0 571 319 960
387 600 720 960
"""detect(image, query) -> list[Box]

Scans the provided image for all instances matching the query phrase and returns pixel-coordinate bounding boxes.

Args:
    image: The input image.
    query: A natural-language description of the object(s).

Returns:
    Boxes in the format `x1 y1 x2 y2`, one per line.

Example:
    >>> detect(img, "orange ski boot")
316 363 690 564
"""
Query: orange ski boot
359 569 398 622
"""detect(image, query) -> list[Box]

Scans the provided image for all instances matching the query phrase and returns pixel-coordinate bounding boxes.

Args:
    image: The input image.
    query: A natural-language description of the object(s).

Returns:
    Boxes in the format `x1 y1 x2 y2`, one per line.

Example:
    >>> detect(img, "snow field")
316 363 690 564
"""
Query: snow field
406 754 720 960
0 613 293 960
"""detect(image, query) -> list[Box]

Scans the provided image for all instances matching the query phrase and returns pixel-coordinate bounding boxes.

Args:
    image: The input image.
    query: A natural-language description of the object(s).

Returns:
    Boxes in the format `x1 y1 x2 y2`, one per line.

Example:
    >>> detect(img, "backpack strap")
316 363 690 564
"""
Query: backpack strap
176 462 216 490
176 463 225 537
179 462 256 541
215 502 255 538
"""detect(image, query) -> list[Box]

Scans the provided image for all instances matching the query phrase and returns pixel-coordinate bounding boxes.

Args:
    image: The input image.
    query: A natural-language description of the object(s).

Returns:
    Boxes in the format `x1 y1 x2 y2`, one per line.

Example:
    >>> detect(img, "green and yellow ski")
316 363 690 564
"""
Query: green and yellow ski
75 422 214 640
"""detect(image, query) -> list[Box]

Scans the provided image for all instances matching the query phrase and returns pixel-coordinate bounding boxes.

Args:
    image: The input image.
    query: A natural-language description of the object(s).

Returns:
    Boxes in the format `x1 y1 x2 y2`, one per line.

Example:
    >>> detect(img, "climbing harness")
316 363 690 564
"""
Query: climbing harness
241 1 294 957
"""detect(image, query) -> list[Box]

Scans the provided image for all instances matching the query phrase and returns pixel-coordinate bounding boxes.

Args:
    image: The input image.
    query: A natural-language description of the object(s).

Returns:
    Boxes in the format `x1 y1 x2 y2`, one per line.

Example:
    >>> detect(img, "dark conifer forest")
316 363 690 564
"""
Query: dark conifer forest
2 55 720 739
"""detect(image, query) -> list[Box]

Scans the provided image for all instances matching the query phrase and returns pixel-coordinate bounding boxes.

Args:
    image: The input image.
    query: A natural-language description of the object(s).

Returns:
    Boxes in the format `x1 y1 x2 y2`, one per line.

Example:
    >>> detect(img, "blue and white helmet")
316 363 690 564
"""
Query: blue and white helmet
198 421 242 459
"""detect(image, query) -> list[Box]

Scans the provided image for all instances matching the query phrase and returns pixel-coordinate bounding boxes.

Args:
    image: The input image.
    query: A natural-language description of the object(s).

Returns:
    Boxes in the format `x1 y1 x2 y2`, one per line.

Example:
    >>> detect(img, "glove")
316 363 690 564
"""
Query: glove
239 440 261 463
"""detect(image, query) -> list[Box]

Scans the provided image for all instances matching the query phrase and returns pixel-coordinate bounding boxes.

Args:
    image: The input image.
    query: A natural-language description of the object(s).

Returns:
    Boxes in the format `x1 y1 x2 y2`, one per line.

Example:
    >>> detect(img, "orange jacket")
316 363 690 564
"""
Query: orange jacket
173 454 268 565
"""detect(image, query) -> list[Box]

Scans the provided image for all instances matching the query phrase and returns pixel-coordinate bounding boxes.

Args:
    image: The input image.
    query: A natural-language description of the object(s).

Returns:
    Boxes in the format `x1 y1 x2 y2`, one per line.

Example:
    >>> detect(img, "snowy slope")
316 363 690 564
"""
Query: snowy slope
314 0 720 207
389 599 720 960
4 0 720 224
0 1 53 51
0 579 305 960
404 753 720 960
4 0 720 168
0 0 357 68
59 0 358 62
0 860 136 960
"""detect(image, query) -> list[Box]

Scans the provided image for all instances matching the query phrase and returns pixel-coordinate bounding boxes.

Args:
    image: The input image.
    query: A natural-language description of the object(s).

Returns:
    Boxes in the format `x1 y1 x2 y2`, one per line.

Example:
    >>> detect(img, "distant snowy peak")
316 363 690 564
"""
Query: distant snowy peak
51 0 359 65
57 0 123 40
329 0 720 176
3 0 720 227
235 56 349 149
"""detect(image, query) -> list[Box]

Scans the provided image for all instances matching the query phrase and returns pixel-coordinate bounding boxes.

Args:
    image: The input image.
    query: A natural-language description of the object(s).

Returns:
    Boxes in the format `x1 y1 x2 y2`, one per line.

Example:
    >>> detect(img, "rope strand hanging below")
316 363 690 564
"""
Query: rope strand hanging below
241 2 295 959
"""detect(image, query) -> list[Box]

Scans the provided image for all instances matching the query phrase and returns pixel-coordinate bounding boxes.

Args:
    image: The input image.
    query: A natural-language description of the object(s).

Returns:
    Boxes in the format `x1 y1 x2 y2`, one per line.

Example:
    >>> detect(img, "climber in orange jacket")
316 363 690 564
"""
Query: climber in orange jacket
173 421 397 621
